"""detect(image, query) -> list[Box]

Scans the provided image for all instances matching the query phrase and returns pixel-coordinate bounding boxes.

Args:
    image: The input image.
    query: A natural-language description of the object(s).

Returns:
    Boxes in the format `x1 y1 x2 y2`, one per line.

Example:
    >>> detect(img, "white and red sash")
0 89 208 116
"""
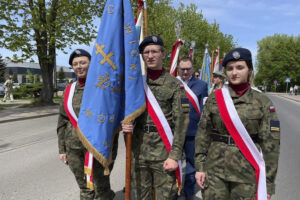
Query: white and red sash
177 76 201 116
142 75 183 193
64 82 94 190
215 88 267 200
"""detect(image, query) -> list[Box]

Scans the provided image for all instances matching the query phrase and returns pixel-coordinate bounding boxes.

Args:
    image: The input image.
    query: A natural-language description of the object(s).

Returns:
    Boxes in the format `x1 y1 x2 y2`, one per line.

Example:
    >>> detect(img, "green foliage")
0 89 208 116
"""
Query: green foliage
26 69 33 83
12 72 18 83
13 83 43 99
255 34 300 91
132 1 236 70
0 0 106 103
0 54 6 82
34 74 40 83
22 74 26 83
58 67 65 82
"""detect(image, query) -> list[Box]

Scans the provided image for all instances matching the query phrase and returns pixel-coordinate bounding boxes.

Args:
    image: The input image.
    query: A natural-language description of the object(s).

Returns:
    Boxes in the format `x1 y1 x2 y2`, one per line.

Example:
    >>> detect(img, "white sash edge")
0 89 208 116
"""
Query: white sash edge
221 88 267 199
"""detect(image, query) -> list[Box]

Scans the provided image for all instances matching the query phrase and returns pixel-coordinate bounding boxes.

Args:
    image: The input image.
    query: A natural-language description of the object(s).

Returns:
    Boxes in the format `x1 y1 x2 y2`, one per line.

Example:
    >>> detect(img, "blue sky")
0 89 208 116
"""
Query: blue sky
174 0 300 66
1 0 300 68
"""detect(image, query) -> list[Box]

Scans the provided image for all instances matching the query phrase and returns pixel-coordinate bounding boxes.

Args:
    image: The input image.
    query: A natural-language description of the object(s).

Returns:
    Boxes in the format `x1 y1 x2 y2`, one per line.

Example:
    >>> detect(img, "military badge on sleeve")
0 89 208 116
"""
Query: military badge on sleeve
181 98 190 108
270 120 280 132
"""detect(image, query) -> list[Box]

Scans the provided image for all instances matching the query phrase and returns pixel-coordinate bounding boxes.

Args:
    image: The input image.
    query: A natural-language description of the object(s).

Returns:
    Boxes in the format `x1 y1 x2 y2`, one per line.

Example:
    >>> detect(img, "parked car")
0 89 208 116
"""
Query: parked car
57 82 69 91
13 83 21 89
0 83 5 96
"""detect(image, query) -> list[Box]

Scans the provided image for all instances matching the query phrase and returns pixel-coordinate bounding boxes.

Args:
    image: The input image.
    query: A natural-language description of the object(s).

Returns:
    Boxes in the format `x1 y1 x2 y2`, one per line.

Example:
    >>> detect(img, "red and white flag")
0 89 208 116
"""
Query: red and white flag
169 40 183 76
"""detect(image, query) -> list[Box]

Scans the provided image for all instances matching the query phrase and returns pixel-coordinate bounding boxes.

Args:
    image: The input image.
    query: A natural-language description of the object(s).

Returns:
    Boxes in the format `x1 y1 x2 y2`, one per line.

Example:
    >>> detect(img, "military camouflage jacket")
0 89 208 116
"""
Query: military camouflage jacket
57 83 84 154
132 70 190 161
195 87 280 194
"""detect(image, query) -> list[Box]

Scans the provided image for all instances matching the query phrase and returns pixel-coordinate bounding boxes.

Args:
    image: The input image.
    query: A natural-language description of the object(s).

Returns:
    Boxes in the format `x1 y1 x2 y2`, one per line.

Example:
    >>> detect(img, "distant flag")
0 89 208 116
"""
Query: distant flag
189 47 194 60
76 0 145 189
169 40 183 76
219 58 224 72
200 46 212 91
213 48 220 72
135 1 146 74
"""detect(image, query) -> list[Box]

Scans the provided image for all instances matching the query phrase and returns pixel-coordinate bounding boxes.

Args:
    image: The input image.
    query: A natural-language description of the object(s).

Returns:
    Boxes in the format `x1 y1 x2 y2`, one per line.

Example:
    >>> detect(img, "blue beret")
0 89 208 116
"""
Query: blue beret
69 49 91 65
139 35 164 53
222 48 252 68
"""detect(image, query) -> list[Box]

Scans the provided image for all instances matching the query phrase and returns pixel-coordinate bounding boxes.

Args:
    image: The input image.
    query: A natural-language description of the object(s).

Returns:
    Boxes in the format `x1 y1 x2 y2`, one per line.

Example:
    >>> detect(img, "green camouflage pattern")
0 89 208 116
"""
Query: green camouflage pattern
57 82 118 200
202 173 256 200
132 71 190 161
132 159 177 200
131 70 190 199
195 87 280 196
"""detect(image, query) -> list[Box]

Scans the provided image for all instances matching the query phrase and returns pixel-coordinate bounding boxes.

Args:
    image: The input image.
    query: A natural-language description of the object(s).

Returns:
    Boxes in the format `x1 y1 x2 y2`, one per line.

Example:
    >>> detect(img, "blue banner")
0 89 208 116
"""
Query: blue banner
200 48 211 91
77 0 145 170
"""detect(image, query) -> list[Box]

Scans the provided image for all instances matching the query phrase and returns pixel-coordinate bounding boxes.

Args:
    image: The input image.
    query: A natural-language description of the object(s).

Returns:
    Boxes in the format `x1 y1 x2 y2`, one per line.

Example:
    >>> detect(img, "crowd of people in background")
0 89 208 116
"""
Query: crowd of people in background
290 85 298 95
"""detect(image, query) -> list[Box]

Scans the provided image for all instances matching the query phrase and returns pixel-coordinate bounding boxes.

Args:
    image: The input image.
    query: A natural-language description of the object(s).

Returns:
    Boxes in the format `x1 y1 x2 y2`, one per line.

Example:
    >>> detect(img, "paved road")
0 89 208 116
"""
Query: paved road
0 94 299 199
267 94 300 200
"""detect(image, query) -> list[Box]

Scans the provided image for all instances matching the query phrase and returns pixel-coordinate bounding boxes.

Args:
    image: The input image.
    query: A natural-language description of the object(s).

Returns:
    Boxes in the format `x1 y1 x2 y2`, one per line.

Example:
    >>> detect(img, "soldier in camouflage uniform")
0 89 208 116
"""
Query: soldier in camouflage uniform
122 35 190 200
2 75 14 102
57 49 118 200
195 48 280 200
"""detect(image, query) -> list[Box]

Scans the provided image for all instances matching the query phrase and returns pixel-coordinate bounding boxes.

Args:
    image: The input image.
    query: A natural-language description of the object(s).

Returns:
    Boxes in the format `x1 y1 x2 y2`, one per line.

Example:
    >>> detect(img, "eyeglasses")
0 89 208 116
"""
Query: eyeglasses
142 50 161 56
72 61 88 67
179 68 192 71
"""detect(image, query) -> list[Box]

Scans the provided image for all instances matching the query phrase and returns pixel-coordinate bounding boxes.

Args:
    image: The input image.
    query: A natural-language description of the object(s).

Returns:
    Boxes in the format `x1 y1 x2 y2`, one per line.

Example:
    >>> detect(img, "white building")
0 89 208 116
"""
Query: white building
4 60 75 83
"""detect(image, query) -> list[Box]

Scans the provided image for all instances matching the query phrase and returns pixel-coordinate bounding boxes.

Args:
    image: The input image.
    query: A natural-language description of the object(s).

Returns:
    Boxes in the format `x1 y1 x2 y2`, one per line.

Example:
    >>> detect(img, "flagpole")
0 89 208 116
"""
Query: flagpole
143 0 148 36
210 48 215 85
125 130 132 200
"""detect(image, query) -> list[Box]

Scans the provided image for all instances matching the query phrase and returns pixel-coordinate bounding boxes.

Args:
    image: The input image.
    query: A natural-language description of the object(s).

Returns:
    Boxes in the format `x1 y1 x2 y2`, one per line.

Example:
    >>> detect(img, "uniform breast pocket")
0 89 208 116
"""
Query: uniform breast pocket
245 109 263 131
155 89 173 106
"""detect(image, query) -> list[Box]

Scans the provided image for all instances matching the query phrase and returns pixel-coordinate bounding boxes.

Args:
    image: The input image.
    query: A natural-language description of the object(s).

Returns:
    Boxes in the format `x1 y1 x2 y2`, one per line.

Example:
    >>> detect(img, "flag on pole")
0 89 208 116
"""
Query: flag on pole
77 0 145 178
135 4 146 75
213 48 220 72
169 40 183 76
200 47 212 91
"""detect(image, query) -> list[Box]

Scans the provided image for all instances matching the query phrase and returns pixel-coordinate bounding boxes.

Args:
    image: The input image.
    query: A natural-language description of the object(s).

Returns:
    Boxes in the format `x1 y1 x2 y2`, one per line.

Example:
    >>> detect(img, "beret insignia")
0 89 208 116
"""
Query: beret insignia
232 51 240 59
152 36 158 42
75 50 81 55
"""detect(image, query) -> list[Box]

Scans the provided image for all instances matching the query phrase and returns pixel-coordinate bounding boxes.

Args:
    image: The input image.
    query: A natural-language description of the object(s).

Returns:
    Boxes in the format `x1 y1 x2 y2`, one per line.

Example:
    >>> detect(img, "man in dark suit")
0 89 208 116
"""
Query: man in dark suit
176 57 208 199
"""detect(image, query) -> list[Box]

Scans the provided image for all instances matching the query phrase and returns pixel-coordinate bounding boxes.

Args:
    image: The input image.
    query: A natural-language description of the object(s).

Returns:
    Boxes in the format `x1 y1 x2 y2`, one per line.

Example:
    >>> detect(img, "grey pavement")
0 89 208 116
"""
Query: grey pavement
0 92 299 124
0 99 59 123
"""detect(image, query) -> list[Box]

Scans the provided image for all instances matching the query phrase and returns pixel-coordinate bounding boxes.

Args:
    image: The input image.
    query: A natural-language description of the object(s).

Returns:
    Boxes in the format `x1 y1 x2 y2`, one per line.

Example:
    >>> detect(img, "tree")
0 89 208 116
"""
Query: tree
27 69 33 83
13 72 18 83
22 74 26 83
34 74 40 83
131 1 235 70
255 34 300 92
58 67 65 82
0 0 106 104
0 54 6 83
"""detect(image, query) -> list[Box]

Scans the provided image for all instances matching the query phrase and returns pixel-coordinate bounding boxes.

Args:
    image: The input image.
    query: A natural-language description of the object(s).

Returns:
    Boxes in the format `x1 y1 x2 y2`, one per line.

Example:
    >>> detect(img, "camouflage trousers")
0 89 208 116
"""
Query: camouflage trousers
202 172 256 200
132 159 177 200
66 147 115 200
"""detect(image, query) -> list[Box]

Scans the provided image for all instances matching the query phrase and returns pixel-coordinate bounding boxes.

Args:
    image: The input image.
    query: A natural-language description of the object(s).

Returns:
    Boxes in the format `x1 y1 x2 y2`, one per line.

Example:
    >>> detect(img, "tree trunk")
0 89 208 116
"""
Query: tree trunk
40 59 54 104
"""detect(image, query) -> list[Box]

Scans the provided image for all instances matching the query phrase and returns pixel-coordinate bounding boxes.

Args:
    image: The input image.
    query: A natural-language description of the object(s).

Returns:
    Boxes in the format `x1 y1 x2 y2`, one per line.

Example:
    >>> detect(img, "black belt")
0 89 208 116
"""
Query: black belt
210 133 236 146
143 124 174 133
143 124 158 133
